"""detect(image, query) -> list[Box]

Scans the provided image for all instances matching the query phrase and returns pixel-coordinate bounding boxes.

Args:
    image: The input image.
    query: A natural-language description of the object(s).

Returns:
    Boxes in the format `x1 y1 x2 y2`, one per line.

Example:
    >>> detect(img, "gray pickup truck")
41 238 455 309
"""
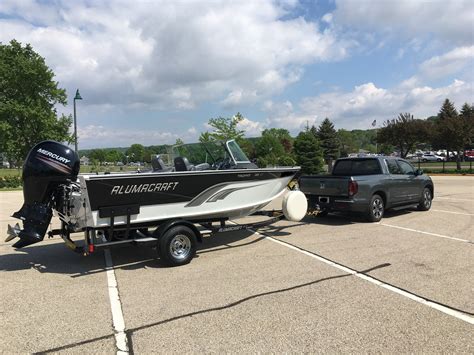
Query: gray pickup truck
299 156 434 222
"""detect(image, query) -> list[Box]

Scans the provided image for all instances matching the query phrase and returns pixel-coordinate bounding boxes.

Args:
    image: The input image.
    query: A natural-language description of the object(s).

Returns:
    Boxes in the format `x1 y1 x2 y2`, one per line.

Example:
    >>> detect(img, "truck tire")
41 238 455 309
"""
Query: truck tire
417 187 432 211
366 194 384 222
159 225 197 266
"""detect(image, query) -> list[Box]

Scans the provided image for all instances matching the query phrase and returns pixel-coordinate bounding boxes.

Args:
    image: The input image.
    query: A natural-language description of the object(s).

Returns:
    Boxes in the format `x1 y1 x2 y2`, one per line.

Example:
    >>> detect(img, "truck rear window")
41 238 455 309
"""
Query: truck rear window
332 159 382 176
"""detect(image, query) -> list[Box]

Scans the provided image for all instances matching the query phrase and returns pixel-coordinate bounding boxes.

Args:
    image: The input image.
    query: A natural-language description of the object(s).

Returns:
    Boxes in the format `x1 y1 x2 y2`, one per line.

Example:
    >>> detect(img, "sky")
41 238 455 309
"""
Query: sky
1 0 473 149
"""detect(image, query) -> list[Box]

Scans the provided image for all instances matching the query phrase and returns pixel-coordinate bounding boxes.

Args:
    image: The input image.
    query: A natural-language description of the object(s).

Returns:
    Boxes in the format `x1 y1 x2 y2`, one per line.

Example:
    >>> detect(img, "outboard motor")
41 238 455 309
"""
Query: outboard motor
6 141 79 248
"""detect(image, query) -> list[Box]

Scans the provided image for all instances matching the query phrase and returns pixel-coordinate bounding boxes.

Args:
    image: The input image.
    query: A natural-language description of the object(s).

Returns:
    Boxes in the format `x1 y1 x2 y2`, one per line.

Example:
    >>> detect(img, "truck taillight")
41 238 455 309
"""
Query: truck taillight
348 181 358 196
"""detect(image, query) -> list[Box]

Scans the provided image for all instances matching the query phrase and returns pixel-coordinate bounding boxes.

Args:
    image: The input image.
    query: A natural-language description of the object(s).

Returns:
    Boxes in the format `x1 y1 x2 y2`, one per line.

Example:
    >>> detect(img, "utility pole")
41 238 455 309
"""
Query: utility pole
73 89 83 154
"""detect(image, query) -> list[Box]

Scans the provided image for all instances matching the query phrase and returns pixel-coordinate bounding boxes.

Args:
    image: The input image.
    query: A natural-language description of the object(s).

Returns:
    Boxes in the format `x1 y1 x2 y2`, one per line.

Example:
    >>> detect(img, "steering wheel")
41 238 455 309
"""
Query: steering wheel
212 157 232 170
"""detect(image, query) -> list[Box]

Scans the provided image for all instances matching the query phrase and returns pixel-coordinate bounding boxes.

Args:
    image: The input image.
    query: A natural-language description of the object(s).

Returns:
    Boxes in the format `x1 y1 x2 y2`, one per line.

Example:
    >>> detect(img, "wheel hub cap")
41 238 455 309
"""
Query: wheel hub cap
170 234 191 260
372 199 383 218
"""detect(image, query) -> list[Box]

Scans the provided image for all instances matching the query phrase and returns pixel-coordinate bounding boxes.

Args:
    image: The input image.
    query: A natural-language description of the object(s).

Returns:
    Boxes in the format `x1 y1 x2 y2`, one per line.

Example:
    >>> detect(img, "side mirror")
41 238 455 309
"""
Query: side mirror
415 169 423 176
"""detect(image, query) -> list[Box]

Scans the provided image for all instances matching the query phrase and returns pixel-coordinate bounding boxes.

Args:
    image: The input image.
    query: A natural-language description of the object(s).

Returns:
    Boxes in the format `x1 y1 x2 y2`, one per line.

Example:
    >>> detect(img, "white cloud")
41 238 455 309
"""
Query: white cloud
419 46 474 80
237 117 265 136
77 124 200 148
321 13 333 24
400 46 474 88
268 79 473 132
333 0 474 45
0 0 351 110
263 100 316 131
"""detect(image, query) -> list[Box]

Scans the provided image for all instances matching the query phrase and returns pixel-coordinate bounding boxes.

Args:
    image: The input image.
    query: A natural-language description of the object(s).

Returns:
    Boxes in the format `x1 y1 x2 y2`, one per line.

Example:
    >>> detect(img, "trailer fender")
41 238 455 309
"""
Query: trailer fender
153 220 202 243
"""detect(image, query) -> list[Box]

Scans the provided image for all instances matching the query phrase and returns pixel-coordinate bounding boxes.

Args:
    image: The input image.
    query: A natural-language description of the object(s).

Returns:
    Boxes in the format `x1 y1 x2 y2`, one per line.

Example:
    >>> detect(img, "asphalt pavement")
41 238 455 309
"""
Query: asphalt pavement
0 176 473 353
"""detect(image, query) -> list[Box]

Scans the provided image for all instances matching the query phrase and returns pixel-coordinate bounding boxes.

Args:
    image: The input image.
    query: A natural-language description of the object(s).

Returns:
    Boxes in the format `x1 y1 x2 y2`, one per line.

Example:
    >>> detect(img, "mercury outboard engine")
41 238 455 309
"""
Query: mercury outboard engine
6 141 79 248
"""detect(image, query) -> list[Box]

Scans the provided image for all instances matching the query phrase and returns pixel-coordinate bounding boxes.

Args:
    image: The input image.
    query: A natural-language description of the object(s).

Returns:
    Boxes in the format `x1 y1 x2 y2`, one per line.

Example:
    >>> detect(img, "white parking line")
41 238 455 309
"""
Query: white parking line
379 223 471 243
261 233 474 325
104 250 129 354
435 197 473 202
431 209 474 216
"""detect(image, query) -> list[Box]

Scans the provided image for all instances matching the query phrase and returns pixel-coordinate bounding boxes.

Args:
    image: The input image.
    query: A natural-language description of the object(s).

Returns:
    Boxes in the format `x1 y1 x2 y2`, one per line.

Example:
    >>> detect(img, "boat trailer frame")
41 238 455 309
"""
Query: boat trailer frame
46 209 286 266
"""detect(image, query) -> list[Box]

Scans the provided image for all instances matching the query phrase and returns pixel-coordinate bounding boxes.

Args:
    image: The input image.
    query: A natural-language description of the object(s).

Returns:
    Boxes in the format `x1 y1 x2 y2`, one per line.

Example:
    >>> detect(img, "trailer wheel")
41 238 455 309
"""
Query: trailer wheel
159 225 197 266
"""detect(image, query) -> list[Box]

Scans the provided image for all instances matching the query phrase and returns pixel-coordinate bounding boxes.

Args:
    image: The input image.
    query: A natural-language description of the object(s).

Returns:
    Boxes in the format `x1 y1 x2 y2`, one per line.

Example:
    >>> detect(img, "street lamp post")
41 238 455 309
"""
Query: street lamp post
73 89 83 154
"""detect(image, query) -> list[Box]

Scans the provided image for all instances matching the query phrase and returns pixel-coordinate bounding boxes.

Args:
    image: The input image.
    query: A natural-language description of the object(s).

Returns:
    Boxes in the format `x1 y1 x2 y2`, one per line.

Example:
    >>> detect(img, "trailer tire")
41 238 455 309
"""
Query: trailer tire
159 225 197 266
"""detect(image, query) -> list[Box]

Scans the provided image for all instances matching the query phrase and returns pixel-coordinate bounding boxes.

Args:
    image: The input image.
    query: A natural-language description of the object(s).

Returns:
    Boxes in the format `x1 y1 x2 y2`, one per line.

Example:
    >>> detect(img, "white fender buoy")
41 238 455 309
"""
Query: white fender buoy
282 190 308 222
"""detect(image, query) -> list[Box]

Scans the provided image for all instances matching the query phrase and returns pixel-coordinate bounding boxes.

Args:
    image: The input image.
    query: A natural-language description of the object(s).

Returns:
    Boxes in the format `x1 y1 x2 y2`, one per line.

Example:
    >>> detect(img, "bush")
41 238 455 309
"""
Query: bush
424 168 473 174
0 176 22 188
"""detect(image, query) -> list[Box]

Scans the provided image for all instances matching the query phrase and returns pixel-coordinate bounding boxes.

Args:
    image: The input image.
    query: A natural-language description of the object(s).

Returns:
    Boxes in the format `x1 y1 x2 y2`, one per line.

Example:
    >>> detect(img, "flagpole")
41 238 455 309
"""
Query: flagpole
372 120 377 154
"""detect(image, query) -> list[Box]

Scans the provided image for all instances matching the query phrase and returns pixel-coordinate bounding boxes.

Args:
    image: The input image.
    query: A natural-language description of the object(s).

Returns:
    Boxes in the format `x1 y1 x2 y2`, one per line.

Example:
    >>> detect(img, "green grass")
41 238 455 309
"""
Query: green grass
0 168 21 177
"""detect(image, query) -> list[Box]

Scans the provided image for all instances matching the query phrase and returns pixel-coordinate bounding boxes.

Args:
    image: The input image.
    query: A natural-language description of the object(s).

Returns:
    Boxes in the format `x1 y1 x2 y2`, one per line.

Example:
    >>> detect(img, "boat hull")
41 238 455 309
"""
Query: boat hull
79 168 299 229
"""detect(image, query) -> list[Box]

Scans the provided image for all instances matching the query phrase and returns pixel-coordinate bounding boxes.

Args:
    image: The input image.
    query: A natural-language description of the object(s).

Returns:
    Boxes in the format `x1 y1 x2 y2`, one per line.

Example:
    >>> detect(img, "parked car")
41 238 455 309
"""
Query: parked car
299 157 434 222
465 150 474 161
420 153 446 162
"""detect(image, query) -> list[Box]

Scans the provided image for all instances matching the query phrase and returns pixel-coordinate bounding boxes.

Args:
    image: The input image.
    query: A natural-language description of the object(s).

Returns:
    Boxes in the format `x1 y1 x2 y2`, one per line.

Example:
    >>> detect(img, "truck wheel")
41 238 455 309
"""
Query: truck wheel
418 187 432 211
159 225 197 266
367 194 384 222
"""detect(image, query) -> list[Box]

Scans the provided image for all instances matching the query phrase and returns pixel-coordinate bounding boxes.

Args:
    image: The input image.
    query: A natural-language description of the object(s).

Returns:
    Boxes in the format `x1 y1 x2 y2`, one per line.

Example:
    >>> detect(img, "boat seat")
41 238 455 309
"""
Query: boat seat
194 162 210 171
151 155 173 172
174 157 195 171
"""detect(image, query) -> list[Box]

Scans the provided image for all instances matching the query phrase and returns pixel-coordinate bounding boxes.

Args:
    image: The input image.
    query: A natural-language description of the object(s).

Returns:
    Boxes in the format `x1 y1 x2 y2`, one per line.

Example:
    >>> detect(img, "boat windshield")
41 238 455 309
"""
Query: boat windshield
171 140 249 166
226 140 250 163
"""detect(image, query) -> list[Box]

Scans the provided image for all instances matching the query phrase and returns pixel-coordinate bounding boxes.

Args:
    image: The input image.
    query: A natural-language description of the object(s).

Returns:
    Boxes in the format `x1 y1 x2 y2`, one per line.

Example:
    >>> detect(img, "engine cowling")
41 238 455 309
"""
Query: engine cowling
9 141 79 248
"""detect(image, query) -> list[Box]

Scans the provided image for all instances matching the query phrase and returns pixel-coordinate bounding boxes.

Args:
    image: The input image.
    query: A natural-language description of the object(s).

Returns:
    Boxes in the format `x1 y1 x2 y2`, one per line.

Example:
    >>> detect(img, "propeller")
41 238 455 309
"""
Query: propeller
5 223 21 242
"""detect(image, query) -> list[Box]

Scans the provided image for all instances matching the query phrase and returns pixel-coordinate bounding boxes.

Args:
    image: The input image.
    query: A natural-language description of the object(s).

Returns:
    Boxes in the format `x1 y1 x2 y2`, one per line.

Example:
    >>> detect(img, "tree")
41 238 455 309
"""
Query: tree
337 129 357 157
89 149 106 164
460 103 474 147
293 130 323 174
200 112 245 142
438 98 458 121
255 132 285 167
254 129 295 167
126 144 145 162
435 100 473 169
377 113 430 158
199 131 212 143
0 40 72 164
317 118 339 164
105 150 124 163
262 128 294 153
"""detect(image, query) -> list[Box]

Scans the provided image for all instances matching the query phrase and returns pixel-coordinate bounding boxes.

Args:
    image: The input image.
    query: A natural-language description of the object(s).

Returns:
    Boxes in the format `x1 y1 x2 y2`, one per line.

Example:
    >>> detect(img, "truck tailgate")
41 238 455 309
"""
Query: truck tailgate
299 175 350 197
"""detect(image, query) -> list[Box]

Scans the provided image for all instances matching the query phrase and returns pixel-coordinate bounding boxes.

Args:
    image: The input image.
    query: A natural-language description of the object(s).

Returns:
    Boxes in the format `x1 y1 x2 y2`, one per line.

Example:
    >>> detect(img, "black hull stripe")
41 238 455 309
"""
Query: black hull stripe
85 170 297 211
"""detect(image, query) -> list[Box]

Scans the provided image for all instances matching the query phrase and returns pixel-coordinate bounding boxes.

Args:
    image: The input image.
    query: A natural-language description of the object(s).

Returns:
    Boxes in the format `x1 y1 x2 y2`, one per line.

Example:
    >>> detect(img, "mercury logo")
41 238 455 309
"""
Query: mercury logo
37 148 71 164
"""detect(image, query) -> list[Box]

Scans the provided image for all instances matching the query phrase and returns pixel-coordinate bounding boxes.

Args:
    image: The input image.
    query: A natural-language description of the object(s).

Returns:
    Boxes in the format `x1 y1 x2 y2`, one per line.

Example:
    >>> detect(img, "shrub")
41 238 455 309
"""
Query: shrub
0 176 22 188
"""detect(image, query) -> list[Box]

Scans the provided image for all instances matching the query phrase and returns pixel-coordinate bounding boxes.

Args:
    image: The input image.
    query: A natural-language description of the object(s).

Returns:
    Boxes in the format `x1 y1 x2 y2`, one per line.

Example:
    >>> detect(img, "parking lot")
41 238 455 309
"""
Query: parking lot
1 175 473 353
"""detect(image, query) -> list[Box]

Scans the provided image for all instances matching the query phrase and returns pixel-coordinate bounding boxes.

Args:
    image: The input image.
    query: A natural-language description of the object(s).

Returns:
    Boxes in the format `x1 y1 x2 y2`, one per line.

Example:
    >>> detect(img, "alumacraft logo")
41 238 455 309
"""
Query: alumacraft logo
111 182 179 195
37 148 71 164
